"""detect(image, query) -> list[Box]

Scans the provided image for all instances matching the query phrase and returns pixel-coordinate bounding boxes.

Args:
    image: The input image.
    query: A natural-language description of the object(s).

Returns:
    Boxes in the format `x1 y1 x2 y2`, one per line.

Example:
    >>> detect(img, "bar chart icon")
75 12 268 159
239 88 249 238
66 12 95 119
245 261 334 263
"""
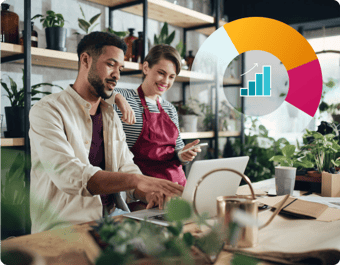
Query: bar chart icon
240 66 271 97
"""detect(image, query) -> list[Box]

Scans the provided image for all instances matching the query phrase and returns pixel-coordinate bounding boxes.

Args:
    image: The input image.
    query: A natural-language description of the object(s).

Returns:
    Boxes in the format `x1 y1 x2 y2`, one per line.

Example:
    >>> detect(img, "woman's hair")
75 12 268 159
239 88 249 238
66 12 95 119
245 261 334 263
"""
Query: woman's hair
143 44 181 77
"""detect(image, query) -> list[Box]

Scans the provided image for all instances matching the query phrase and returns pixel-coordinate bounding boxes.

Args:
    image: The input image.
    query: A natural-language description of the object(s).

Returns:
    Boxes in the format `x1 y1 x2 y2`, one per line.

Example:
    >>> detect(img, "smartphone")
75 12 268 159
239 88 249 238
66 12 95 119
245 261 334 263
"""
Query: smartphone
178 143 208 155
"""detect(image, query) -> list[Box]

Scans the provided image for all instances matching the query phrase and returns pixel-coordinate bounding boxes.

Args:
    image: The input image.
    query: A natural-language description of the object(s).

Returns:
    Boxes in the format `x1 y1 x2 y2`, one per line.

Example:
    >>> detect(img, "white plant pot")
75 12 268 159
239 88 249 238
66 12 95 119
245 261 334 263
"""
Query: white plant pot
182 115 198 132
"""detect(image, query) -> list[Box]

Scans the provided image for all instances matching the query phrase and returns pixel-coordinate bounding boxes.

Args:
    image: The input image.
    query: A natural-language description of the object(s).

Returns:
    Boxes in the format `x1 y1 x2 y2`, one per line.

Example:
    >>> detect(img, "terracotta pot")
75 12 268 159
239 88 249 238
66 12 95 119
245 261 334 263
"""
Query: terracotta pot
307 171 322 178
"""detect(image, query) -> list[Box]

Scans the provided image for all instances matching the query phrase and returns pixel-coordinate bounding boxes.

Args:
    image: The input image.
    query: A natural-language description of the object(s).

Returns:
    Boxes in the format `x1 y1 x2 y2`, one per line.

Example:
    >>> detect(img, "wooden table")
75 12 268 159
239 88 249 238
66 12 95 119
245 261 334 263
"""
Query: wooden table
2 178 339 265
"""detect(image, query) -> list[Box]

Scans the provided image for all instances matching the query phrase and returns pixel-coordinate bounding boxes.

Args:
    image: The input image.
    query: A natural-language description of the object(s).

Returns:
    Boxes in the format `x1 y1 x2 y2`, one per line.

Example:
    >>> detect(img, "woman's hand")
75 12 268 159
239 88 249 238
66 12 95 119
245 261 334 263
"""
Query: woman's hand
179 139 201 162
115 93 136 125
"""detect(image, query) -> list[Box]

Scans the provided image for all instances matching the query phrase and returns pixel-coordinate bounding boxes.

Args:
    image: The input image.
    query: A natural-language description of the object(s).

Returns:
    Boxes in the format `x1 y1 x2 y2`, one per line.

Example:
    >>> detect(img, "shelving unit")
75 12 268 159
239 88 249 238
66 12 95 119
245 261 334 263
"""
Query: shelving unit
87 0 226 36
1 43 241 85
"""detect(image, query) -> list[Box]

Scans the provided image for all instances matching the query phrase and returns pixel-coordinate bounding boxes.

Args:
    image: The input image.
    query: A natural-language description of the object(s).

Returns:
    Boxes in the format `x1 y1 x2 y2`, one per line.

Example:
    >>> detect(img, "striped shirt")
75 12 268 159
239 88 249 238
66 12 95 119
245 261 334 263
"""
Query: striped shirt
113 88 185 151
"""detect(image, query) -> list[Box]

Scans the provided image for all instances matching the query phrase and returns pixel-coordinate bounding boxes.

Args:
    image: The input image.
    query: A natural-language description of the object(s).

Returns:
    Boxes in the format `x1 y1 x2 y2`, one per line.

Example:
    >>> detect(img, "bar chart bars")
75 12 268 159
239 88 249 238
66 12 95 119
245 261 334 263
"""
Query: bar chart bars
240 66 271 97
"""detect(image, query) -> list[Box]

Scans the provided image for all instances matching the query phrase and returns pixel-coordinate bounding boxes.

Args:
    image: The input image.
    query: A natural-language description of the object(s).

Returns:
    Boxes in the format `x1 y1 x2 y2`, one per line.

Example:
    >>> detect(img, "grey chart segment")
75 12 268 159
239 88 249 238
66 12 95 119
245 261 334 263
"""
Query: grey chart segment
225 50 289 117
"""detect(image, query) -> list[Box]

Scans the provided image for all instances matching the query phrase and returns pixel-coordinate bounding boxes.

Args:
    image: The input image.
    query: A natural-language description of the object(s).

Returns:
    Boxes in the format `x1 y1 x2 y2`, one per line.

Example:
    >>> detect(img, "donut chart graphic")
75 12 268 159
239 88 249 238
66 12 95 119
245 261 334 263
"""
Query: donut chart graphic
191 17 323 120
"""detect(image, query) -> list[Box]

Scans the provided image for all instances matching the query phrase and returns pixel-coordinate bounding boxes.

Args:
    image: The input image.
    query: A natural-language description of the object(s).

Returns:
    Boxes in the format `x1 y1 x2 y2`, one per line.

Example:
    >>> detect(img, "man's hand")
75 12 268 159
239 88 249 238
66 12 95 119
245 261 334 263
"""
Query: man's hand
135 175 184 198
115 93 136 125
179 139 201 162
145 192 165 209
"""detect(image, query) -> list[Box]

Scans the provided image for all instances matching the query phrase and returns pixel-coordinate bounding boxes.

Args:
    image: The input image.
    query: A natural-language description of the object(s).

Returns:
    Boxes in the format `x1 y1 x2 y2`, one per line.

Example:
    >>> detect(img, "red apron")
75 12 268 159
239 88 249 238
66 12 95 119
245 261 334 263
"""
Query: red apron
130 86 187 186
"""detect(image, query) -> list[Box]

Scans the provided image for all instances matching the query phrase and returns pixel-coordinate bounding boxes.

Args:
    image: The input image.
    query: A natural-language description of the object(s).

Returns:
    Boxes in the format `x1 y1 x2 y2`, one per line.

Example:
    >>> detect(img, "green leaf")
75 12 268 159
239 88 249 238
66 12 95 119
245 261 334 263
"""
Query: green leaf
269 155 285 162
79 4 86 19
231 253 259 265
167 226 181 236
78 21 87 33
183 232 194 247
31 83 63 90
165 197 192 222
31 14 43 20
88 23 99 34
160 22 168 39
1 81 13 99
78 18 91 31
7 75 18 96
331 159 340 167
46 10 55 16
154 34 159 45
282 144 295 157
165 31 175 45
89 13 101 25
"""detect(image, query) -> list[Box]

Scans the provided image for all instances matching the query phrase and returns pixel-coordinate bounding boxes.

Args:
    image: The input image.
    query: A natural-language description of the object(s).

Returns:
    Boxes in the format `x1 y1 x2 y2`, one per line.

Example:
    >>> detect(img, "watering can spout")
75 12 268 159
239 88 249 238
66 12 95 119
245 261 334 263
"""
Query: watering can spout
259 194 290 229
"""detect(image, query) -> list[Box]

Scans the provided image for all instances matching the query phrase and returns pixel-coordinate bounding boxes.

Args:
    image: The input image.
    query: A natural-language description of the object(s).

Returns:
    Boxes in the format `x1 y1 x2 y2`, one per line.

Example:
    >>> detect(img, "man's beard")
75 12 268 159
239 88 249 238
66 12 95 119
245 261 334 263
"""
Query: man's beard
87 64 114 100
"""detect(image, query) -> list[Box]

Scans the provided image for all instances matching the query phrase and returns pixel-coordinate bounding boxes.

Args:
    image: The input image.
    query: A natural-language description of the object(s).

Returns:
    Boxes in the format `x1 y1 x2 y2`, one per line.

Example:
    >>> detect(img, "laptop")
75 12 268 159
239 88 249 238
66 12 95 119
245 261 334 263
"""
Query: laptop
123 156 250 226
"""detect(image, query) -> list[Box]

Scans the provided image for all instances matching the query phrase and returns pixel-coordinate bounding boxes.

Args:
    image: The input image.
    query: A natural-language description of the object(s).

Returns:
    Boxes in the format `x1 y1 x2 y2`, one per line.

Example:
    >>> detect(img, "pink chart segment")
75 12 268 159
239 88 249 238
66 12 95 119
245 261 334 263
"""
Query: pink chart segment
285 60 323 117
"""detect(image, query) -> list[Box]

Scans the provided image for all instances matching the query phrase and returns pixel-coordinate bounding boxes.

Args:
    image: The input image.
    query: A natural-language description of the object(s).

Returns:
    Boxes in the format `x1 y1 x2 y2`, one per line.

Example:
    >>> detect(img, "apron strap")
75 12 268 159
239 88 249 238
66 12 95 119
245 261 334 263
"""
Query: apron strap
137 85 151 120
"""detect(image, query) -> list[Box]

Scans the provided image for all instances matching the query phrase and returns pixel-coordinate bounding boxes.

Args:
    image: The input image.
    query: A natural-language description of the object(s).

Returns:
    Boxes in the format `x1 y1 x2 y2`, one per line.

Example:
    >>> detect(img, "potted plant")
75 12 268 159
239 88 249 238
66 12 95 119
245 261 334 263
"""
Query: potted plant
269 144 314 170
172 100 200 132
75 4 101 44
32 10 67 51
91 197 255 265
154 22 185 63
301 123 340 196
1 69 63 137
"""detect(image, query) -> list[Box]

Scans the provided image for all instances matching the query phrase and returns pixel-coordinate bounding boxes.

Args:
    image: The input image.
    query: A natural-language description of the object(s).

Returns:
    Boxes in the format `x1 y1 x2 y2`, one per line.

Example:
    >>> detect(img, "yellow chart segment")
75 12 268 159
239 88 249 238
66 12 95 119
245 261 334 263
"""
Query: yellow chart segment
223 17 317 71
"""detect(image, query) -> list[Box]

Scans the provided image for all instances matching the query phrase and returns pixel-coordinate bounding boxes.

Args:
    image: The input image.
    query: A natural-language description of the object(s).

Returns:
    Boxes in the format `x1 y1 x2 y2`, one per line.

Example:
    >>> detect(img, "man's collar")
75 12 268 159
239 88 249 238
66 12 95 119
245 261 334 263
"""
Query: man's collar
66 85 110 110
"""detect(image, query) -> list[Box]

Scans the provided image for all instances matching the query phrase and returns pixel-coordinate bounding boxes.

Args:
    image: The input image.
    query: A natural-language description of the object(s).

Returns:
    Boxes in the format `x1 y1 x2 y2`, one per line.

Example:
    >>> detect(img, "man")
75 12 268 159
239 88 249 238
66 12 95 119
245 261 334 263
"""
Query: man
29 32 183 234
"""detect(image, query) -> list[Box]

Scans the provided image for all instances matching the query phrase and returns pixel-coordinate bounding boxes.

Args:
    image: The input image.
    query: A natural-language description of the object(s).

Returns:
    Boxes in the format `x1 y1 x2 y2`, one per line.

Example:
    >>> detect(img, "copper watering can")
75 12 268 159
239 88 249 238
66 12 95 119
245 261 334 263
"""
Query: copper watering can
192 168 290 248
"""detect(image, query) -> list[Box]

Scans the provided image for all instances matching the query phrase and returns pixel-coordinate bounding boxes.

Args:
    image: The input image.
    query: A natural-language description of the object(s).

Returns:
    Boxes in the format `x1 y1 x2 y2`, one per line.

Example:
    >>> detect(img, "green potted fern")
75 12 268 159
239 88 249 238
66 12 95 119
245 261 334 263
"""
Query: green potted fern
1 70 63 137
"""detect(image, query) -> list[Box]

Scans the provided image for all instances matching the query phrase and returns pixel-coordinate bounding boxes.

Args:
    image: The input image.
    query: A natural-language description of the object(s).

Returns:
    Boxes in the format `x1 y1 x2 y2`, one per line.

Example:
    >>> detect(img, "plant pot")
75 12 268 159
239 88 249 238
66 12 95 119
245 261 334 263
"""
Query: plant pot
182 115 198 132
307 170 322 178
322 171 340 197
45 27 67 51
4 106 25 137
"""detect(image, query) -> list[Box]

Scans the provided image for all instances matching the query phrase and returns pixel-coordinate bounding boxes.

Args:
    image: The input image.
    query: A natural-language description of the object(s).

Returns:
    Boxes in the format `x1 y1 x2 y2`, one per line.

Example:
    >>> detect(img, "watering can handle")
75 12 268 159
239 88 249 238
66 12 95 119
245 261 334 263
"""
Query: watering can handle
259 193 290 229
192 168 256 221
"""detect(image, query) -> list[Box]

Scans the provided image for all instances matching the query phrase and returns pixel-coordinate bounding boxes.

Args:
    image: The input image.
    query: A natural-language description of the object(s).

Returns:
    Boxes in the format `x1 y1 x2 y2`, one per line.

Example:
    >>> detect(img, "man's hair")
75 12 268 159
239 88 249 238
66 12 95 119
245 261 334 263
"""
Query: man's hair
143 44 181 78
77 31 127 68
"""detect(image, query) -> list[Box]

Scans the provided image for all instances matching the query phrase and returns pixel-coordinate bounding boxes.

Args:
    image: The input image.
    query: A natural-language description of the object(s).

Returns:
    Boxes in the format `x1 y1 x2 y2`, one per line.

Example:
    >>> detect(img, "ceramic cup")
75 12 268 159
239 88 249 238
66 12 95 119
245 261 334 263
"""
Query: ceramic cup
275 166 297 195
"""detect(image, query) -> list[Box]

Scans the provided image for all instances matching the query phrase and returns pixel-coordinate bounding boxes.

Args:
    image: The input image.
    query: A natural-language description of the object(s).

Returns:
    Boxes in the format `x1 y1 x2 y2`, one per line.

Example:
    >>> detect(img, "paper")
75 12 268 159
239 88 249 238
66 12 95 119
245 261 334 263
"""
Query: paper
258 195 340 222
296 196 340 210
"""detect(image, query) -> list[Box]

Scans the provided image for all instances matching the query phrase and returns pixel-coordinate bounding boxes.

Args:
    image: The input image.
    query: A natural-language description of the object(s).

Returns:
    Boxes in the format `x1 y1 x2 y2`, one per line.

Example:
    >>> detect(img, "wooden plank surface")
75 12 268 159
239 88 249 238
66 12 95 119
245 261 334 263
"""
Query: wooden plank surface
181 131 240 139
1 138 25 147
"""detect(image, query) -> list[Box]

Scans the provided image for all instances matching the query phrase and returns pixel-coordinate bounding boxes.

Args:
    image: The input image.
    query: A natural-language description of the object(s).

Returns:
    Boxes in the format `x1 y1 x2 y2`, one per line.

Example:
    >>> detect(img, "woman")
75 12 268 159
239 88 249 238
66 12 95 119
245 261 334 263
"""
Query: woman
111 44 201 187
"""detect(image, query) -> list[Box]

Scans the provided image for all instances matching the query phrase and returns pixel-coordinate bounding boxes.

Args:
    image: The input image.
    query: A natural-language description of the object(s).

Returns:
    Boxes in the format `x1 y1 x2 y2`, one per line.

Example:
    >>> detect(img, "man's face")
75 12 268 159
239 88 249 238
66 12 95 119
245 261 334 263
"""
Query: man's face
87 46 124 99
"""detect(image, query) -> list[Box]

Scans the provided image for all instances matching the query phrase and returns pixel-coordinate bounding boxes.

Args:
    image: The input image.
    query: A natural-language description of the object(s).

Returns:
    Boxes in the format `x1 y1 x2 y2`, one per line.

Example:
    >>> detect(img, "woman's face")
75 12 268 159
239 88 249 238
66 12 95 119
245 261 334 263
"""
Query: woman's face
142 58 177 100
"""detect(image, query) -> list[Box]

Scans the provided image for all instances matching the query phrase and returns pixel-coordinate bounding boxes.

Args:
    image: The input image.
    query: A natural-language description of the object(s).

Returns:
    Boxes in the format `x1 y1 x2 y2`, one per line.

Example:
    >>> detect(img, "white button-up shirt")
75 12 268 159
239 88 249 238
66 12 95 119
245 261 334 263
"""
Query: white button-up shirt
29 85 141 234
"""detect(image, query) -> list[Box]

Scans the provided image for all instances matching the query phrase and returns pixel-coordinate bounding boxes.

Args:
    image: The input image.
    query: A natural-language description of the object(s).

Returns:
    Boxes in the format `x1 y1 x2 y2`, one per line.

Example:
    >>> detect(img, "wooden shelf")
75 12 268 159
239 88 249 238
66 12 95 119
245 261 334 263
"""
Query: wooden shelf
2 43 238 84
1 43 142 72
181 131 240 139
86 0 226 36
1 138 25 147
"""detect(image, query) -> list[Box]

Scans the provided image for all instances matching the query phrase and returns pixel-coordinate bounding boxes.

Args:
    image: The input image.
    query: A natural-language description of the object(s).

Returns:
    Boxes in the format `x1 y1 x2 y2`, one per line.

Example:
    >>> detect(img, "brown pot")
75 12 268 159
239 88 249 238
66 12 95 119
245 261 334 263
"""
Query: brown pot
307 171 322 178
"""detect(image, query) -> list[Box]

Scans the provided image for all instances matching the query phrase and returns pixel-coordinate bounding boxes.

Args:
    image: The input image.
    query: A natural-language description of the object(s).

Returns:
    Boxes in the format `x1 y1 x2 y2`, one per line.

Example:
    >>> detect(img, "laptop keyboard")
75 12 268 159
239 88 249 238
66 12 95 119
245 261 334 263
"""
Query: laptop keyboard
149 214 166 221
